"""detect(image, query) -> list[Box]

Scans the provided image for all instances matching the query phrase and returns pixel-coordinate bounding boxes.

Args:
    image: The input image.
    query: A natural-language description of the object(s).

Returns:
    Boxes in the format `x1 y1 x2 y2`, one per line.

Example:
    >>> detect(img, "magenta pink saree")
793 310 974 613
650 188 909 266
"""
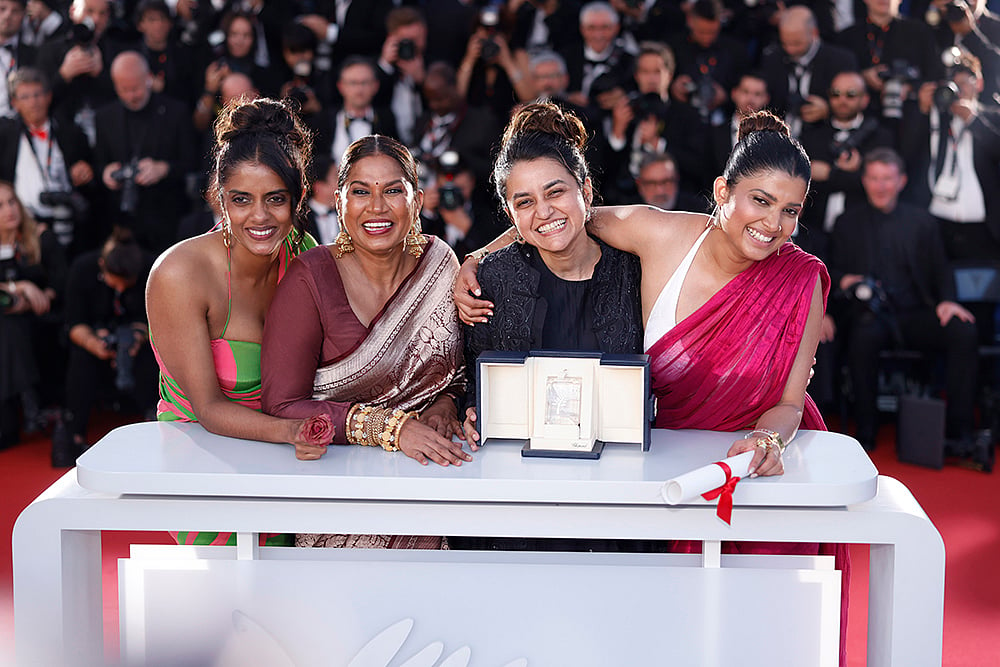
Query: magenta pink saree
647 242 849 666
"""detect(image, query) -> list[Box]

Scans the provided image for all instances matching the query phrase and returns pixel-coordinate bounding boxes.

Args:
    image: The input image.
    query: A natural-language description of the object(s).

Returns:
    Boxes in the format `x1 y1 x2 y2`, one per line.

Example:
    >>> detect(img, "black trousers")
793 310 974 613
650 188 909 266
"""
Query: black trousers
64 343 158 439
844 307 979 445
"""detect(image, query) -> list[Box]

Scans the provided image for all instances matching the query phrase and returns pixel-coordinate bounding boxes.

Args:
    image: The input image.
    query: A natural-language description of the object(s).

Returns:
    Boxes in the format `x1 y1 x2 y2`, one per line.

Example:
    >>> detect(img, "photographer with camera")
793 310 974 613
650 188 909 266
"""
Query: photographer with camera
761 7 857 138
375 7 427 146
275 21 325 122
605 41 707 203
420 150 505 259
0 67 94 254
95 51 194 254
53 227 156 466
36 0 122 142
828 148 978 452
835 0 942 119
925 0 1000 104
131 0 198 110
457 4 532 122
668 0 745 127
903 48 1000 260
799 70 893 250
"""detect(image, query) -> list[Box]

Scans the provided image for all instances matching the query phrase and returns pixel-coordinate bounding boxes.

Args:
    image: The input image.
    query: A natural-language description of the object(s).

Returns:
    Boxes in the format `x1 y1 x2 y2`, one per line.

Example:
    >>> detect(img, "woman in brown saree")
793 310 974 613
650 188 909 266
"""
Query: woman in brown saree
260 133 470 470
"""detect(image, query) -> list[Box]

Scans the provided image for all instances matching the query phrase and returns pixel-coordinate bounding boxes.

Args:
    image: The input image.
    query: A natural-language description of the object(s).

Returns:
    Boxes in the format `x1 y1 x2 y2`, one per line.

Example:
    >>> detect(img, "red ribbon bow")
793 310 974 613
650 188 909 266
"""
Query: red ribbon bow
29 128 47 141
701 461 741 525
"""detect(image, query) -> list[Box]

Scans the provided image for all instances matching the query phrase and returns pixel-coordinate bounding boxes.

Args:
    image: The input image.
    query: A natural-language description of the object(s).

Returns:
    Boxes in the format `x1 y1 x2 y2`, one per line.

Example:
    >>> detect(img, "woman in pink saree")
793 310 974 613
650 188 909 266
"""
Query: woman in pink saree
456 110 848 664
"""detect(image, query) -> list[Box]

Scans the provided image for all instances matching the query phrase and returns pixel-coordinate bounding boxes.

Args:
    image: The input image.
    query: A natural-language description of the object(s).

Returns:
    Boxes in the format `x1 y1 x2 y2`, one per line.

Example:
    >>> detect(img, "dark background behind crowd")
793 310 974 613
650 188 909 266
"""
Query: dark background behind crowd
1 0 999 463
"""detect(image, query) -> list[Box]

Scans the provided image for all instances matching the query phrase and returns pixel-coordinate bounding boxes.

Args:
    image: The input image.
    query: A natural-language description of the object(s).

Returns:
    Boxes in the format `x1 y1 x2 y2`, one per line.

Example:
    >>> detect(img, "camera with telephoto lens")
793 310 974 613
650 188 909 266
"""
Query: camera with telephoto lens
101 324 139 392
478 6 501 61
397 38 416 61
848 277 891 315
437 151 465 211
629 91 668 120
110 157 140 215
933 81 961 111
878 59 920 119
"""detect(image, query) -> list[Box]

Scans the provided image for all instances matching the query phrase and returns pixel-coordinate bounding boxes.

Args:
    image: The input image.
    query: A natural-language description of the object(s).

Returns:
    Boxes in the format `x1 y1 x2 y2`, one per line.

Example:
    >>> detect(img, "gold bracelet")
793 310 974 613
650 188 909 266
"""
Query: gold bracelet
345 404 362 444
379 408 408 452
746 428 786 454
349 404 375 446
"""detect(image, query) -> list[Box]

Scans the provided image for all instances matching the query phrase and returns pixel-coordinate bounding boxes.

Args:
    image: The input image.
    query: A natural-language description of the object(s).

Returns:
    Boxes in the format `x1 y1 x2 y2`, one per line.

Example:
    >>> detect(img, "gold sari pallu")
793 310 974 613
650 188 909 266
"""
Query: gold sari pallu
311 237 465 412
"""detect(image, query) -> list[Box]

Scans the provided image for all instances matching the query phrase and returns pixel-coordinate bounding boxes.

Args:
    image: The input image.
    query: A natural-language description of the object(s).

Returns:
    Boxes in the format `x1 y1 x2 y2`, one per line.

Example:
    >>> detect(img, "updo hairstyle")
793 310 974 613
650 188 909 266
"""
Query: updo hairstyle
723 110 810 187
209 97 313 237
337 134 420 196
101 228 144 281
492 102 591 205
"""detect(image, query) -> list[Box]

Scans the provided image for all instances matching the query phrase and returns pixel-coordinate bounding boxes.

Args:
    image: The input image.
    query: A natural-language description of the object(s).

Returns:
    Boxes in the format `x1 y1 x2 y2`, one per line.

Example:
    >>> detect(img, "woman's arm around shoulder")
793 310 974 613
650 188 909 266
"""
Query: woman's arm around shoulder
588 205 708 260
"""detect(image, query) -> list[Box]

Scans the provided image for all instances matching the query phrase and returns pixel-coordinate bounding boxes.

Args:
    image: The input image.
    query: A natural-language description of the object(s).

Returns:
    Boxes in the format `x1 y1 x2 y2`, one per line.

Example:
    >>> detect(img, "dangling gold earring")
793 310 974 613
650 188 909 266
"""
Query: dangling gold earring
404 220 428 258
222 220 231 248
334 229 354 257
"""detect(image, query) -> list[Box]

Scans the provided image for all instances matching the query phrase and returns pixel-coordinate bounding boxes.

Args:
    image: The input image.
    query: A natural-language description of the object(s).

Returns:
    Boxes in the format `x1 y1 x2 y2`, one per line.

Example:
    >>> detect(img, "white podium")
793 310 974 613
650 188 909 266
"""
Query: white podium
13 423 943 666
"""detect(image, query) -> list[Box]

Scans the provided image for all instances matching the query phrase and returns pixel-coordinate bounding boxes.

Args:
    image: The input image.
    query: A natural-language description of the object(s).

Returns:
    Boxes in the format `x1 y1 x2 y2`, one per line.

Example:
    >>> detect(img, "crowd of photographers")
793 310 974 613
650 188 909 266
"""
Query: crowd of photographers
1 0 999 462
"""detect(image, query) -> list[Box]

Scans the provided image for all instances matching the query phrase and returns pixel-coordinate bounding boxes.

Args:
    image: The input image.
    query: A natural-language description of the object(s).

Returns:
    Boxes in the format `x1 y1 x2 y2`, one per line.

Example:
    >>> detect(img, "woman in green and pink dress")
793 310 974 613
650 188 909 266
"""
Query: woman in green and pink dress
146 97 332 546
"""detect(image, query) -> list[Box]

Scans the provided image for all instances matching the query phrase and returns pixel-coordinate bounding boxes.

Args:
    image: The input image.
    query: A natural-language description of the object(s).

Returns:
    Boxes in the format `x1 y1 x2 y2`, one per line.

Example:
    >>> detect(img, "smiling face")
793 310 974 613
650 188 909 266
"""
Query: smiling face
221 162 294 258
226 15 255 59
335 154 422 257
505 157 592 257
713 170 806 262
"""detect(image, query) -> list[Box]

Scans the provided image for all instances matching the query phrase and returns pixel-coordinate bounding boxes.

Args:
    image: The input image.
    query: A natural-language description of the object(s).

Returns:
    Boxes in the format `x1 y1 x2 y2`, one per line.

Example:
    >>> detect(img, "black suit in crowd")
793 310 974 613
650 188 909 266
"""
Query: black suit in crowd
828 201 979 449
900 106 1000 258
760 41 857 119
37 32 122 126
314 104 400 162
510 1 583 55
564 41 634 99
412 104 500 187
93 92 195 253
798 114 894 257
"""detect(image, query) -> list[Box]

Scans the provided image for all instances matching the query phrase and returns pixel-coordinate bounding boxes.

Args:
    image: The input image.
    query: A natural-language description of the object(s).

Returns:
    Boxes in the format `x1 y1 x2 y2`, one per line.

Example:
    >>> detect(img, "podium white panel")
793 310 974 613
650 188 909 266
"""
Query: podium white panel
120 548 840 667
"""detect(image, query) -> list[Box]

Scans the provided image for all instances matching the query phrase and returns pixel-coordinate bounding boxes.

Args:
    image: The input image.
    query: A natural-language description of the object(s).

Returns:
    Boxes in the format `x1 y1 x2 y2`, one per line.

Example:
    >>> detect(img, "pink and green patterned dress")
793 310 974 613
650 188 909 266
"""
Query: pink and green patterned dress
151 231 314 547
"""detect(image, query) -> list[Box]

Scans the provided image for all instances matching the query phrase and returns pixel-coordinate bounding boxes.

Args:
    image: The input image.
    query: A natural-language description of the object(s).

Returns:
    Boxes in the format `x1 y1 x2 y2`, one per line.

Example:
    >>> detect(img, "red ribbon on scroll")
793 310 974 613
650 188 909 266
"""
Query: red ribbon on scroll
701 461 741 525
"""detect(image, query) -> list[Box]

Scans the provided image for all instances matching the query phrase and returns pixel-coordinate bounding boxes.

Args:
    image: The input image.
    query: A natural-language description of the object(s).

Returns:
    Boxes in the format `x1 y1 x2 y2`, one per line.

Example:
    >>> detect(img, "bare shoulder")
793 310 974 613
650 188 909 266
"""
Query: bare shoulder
148 234 221 300
590 205 709 257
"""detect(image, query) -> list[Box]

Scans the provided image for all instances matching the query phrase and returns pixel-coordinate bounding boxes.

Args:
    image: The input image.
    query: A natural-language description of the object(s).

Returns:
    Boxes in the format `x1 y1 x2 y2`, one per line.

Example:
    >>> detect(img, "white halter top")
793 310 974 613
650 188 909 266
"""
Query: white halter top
643 227 711 351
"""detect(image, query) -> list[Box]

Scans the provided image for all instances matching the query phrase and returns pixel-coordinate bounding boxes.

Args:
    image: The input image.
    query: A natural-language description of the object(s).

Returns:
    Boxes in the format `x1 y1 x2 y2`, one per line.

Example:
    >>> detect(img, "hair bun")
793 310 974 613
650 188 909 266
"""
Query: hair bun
736 110 790 143
504 101 588 153
216 97 304 149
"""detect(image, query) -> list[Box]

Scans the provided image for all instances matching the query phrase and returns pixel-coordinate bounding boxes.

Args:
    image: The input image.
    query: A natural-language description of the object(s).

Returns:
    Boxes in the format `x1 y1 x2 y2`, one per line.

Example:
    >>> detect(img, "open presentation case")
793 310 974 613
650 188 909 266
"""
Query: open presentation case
475 351 654 459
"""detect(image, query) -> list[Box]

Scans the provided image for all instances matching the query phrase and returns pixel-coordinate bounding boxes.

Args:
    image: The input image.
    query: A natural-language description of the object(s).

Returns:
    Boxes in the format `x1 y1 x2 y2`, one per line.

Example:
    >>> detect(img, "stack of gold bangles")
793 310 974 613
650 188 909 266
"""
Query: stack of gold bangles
746 428 787 455
346 404 417 452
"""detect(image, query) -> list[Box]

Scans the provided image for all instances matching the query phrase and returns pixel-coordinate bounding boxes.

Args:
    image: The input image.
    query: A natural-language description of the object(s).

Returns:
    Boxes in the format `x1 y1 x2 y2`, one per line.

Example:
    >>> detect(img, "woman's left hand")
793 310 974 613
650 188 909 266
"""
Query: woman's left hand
727 437 784 477
420 399 476 448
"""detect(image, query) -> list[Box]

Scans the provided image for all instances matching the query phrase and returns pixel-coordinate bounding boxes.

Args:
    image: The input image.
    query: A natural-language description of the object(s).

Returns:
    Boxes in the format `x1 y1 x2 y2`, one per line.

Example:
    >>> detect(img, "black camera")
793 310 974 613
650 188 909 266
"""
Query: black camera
629 91 668 120
38 190 90 221
878 59 920 119
110 158 140 215
478 6 501 61
68 18 96 47
878 59 920 84
933 80 961 111
437 150 465 211
828 117 879 161
848 277 891 315
397 38 416 61
101 324 139 392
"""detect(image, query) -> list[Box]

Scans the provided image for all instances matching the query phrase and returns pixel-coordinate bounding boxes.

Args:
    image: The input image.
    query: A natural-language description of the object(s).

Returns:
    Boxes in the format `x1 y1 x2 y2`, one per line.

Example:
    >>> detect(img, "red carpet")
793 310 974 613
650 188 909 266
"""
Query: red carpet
1 414 997 665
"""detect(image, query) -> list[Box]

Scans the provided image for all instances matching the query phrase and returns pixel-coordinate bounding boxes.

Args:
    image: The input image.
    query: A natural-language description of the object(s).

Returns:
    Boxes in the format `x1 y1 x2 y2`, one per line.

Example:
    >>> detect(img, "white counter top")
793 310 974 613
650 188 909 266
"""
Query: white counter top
76 422 877 507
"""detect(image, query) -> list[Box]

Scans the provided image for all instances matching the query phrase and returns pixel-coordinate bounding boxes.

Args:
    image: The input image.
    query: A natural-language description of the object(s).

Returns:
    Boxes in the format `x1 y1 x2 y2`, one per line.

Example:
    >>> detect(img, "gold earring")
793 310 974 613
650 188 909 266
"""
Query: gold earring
222 221 231 248
404 220 428 258
334 229 354 257
508 226 525 244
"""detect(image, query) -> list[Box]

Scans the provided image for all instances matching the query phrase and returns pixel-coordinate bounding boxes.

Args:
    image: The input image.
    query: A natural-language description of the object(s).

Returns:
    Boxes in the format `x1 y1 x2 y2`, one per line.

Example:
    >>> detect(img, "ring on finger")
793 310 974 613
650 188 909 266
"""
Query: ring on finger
755 441 772 454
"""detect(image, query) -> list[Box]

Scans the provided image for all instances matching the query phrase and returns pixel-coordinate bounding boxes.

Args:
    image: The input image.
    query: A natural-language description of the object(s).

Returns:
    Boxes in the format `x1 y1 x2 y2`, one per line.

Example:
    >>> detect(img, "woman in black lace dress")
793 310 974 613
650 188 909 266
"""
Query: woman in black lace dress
453 102 643 551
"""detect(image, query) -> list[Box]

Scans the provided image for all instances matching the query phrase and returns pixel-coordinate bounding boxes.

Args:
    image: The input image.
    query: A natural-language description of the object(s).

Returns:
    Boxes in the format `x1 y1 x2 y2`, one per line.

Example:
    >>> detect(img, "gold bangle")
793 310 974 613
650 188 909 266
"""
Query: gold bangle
747 428 786 454
379 408 408 452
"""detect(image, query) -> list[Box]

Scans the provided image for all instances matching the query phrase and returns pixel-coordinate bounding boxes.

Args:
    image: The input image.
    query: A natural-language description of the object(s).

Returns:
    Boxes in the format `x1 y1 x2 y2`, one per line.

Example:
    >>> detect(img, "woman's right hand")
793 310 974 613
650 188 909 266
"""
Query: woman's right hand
453 256 493 325
398 418 473 466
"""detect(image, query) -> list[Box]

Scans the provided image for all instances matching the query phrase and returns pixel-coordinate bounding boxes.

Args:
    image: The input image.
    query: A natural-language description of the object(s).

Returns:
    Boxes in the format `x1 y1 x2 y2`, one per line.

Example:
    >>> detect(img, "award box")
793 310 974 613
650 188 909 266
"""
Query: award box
475 351 654 459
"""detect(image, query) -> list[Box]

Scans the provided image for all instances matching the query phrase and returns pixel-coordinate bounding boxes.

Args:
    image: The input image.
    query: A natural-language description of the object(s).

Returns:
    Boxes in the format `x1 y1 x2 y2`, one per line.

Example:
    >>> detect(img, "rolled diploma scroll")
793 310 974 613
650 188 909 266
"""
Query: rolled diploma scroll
660 451 755 505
